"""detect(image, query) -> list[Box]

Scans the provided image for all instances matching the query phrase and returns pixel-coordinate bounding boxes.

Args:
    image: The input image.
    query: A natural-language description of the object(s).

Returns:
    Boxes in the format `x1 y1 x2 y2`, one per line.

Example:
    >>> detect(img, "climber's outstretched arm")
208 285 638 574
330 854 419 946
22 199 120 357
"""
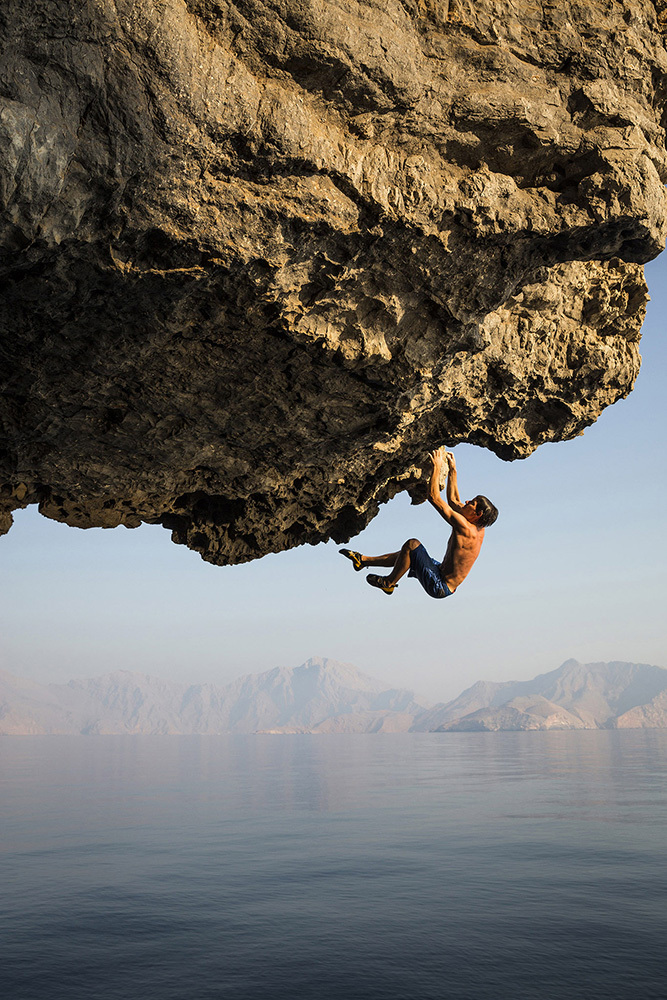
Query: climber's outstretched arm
427 450 470 530
444 450 463 508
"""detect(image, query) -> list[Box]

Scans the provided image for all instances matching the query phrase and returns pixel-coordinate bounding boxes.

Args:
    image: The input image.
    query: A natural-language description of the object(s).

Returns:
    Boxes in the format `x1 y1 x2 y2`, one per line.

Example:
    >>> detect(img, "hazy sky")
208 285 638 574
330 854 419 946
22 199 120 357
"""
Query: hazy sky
1 258 665 703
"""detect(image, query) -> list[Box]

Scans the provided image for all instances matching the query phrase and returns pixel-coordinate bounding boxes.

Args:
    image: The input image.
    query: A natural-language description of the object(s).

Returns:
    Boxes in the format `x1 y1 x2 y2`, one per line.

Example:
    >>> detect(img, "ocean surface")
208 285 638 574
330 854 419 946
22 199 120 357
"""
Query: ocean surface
1 731 666 1000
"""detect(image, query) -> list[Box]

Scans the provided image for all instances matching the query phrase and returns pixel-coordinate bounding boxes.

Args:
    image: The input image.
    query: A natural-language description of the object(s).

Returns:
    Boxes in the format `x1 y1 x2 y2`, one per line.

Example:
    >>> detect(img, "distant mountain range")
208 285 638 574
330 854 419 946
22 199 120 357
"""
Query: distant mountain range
0 658 424 735
411 659 667 732
1 657 666 735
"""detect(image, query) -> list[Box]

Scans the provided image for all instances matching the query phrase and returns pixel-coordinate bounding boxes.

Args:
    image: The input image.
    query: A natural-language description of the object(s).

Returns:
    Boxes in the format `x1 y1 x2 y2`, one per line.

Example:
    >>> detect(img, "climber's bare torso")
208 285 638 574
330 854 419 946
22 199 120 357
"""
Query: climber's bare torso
439 517 485 592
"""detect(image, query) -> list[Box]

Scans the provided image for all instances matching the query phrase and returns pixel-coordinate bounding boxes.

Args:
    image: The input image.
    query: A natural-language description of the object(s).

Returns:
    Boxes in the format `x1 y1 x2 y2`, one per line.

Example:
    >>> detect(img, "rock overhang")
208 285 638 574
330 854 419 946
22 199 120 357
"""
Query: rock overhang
0 0 666 563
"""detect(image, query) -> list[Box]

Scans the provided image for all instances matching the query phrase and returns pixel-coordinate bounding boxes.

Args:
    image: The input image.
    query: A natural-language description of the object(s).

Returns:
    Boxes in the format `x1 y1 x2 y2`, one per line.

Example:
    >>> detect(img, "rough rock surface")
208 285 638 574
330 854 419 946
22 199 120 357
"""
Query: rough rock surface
1 0 666 563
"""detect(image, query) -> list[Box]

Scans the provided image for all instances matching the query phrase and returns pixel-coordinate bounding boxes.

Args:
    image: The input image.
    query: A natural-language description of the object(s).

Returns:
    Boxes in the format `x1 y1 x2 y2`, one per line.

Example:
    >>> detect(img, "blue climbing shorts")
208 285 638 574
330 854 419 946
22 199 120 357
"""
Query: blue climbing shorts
408 544 453 600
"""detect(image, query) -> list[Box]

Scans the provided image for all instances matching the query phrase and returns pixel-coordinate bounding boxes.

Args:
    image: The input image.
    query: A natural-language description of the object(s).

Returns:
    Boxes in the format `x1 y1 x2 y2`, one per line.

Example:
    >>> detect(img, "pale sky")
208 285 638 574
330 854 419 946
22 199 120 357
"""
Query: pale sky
1 259 665 704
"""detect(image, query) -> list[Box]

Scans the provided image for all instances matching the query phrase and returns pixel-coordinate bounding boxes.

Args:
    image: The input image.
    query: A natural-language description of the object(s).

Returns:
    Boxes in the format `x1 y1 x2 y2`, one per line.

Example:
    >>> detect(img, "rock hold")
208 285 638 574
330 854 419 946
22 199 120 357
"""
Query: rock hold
1 0 666 563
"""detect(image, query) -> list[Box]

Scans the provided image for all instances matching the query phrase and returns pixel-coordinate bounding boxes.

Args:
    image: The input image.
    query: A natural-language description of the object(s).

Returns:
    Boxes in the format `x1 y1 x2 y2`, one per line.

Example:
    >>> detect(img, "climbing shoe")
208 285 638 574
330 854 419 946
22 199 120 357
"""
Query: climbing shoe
366 574 396 595
339 549 364 571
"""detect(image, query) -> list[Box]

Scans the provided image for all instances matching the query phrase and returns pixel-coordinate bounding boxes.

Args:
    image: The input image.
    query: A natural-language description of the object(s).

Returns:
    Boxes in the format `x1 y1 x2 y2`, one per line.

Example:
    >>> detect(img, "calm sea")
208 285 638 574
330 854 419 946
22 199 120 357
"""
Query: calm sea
1 731 666 1000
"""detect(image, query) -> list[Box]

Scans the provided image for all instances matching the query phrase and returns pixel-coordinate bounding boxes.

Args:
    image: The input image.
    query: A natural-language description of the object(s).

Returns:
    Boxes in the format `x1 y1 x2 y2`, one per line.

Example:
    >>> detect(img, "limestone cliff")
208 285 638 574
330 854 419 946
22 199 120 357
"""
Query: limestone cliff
1 1 666 563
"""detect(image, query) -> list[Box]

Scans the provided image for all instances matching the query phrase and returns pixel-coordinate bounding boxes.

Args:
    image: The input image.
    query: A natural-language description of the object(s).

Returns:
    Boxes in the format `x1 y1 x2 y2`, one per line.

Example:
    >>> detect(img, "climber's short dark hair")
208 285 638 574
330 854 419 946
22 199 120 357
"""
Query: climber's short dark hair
474 495 498 528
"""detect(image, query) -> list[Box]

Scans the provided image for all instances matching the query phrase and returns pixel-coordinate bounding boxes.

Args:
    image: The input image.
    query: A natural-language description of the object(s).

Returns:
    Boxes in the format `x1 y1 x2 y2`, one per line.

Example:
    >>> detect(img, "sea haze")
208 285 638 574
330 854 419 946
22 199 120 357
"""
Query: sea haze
2 657 667 734
1 731 666 1000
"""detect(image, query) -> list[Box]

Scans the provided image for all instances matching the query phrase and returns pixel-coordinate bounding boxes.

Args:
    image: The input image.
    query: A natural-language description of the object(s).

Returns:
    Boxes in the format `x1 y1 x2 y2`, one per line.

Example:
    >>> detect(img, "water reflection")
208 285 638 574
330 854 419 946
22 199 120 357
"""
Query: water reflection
2 730 666 841
2 732 666 1000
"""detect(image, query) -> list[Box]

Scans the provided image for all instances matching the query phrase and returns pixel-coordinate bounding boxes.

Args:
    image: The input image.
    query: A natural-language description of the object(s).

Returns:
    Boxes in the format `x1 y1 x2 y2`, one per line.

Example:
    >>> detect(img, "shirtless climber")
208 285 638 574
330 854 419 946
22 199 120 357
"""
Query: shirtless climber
340 448 498 599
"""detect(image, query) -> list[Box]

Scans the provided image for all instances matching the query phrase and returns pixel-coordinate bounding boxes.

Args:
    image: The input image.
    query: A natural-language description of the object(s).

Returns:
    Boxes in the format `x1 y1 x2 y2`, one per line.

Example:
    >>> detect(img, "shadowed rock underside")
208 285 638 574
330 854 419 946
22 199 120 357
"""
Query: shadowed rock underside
1 0 666 563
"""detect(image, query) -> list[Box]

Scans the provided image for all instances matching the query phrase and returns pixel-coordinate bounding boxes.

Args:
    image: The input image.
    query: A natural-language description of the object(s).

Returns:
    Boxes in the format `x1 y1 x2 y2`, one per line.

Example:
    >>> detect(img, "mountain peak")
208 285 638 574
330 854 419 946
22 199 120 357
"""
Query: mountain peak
413 660 667 732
